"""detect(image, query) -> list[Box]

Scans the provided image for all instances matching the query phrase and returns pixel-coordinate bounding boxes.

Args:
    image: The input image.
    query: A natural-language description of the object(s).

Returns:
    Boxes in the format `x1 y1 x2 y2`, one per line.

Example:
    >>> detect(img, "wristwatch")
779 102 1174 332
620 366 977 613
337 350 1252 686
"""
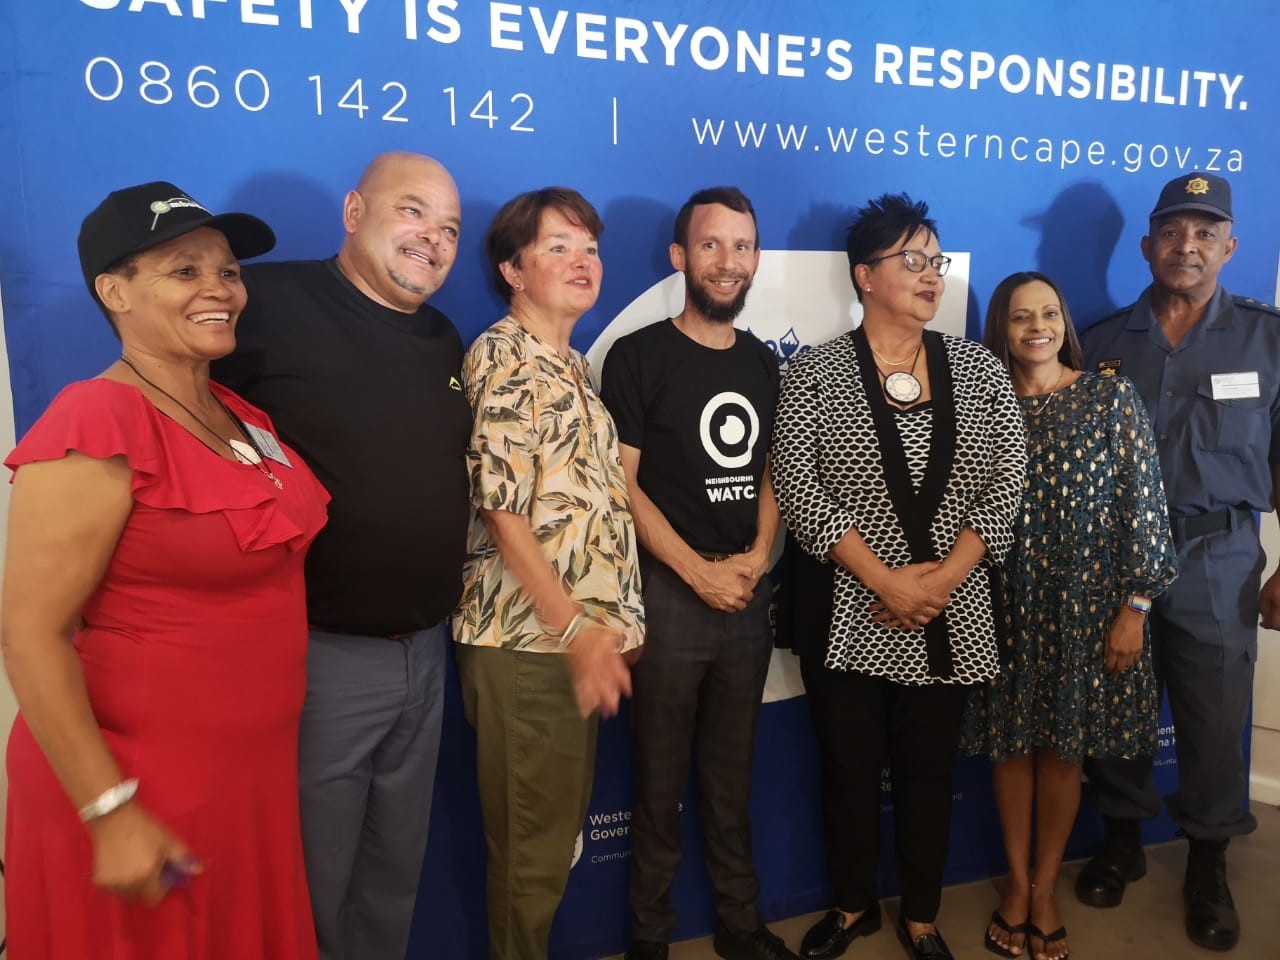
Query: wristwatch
1127 595 1153 614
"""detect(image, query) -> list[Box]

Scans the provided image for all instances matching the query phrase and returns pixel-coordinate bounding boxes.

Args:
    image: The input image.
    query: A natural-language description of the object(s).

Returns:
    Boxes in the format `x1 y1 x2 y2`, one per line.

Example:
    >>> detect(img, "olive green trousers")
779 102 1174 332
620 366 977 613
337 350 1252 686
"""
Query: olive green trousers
457 644 598 960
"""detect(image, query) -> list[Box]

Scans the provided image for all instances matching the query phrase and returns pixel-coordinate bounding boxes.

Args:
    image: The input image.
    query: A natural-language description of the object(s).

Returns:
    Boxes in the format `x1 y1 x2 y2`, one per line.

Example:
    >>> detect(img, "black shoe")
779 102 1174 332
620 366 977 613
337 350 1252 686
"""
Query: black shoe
1074 817 1146 908
1184 839 1239 951
714 921 800 960
895 914 954 960
625 940 670 960
800 904 883 959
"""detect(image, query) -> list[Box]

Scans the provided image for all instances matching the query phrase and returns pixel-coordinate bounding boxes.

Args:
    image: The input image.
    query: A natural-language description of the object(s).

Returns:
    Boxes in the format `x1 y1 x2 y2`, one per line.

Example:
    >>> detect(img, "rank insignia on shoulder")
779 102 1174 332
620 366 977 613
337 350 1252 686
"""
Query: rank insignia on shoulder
1097 359 1121 375
1233 294 1280 317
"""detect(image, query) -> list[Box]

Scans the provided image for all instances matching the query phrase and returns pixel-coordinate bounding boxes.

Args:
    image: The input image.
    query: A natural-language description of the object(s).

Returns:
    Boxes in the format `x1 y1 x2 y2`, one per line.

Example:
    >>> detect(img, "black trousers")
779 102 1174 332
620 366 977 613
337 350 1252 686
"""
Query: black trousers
629 560 775 943
801 658 970 923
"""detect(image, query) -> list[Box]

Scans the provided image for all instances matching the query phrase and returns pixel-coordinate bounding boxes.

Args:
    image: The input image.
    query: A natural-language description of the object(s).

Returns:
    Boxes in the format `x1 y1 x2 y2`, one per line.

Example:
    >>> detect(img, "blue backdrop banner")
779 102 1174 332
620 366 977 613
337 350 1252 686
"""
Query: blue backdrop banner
2 2 1277 957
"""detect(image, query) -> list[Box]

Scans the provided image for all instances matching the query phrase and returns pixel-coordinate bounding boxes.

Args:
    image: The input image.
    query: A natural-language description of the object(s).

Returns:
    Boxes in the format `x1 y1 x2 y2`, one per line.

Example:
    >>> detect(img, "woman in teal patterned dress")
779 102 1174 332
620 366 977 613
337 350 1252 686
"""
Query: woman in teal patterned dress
963 272 1178 960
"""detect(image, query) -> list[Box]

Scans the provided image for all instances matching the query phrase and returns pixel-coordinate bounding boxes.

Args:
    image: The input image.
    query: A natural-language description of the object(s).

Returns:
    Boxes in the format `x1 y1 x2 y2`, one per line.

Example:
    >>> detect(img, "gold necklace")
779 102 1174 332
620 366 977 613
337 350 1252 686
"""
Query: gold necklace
875 342 925 404
869 341 920 366
1022 366 1068 417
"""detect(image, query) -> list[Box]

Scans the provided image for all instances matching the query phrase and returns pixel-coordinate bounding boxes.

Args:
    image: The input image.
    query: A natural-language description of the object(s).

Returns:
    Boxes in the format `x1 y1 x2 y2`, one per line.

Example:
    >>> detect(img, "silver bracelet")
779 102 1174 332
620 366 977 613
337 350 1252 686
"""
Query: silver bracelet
556 612 590 650
78 778 139 822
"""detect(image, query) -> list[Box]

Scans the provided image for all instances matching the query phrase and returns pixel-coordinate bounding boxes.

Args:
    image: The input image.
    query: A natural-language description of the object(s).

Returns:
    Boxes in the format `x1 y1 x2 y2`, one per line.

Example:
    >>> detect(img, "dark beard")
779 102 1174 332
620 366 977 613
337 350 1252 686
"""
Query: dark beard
686 271 752 323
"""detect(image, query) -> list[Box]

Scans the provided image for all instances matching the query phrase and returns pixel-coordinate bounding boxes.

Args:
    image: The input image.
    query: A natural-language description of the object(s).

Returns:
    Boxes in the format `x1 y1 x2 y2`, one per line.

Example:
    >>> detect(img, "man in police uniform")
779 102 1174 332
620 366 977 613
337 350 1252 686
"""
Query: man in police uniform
1077 173 1280 952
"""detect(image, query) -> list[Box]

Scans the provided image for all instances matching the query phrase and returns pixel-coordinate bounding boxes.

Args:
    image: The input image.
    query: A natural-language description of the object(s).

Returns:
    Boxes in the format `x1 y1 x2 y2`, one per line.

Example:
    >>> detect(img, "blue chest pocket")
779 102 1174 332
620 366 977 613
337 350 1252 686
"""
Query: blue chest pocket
1193 381 1268 459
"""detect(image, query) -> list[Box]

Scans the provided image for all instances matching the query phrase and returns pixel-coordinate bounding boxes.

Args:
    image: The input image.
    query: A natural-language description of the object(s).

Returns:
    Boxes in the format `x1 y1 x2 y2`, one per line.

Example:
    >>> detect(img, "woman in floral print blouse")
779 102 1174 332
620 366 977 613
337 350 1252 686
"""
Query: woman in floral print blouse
452 187 644 960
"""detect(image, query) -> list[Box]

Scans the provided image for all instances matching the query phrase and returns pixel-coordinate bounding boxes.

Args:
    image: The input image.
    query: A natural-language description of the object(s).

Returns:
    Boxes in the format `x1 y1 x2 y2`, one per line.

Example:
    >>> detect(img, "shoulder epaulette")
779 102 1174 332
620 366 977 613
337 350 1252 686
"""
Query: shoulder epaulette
1233 295 1280 317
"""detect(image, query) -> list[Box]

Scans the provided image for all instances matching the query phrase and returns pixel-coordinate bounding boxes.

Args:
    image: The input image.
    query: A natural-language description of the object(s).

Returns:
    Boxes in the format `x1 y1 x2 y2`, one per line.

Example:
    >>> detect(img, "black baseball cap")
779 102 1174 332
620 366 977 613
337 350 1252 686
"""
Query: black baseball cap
77 181 276 293
1149 173 1232 222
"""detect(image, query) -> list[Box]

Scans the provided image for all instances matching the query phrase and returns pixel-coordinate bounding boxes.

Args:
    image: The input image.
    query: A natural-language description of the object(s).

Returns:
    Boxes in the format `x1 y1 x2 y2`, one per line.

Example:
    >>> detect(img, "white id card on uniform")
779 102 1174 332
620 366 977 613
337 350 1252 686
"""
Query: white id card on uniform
1210 372 1260 400
245 423 293 467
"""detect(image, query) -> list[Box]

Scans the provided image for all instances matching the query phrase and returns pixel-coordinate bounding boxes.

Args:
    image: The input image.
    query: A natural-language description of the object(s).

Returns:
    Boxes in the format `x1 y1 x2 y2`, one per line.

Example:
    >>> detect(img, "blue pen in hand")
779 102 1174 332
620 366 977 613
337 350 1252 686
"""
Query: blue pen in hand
160 857 201 889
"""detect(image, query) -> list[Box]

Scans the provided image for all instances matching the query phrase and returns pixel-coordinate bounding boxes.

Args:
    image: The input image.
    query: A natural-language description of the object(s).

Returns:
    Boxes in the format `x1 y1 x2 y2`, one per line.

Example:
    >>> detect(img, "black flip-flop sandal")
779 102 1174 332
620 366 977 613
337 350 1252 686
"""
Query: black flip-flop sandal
1027 922 1070 960
984 909 1029 958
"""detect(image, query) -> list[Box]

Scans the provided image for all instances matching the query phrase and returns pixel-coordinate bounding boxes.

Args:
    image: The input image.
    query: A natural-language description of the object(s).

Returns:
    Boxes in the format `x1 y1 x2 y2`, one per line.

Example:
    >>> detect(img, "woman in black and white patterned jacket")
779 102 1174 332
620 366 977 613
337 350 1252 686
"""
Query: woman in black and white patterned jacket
772 193 1026 960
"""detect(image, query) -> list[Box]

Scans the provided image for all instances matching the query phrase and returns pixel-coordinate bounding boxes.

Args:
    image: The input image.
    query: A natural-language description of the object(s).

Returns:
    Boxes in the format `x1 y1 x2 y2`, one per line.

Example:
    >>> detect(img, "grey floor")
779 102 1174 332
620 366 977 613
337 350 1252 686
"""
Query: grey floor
605 803 1280 959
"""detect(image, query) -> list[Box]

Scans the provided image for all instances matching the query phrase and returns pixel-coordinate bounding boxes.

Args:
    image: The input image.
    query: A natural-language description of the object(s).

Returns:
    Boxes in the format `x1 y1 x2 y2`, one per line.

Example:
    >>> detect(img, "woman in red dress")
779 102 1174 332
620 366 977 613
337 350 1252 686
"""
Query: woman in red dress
2 181 329 958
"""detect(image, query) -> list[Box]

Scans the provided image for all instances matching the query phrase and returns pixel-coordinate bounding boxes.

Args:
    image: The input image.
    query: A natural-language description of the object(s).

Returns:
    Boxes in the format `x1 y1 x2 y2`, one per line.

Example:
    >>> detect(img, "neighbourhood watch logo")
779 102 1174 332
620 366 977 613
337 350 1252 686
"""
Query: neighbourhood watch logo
700 392 761 470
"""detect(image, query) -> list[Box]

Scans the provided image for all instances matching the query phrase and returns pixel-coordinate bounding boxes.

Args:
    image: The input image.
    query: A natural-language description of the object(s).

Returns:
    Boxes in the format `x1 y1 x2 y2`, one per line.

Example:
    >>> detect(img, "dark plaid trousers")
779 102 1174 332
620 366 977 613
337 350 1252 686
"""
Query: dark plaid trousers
628 558 775 943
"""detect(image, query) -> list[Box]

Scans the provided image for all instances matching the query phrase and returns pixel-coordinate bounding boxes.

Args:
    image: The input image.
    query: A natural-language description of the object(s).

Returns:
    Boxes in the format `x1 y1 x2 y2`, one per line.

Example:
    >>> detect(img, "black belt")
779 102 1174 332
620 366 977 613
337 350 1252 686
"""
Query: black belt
1170 506 1248 545
697 550 742 562
308 624 432 643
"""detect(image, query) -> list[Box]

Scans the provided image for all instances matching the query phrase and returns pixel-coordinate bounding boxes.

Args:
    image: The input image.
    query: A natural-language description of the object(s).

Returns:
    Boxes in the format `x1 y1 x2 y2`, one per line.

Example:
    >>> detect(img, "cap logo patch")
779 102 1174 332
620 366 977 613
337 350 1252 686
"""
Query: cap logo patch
1185 177 1211 196
148 195 208 230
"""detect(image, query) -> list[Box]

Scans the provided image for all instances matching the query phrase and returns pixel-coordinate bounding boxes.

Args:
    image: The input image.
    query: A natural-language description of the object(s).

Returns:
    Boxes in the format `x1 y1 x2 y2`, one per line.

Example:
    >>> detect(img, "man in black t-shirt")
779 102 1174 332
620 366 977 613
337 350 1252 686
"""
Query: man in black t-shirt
212 152 470 960
601 188 794 960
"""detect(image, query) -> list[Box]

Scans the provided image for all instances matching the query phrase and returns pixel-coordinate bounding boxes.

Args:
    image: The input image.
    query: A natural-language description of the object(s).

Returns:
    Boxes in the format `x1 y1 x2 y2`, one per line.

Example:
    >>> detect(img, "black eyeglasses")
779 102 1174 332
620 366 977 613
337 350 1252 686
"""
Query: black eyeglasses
864 249 952 276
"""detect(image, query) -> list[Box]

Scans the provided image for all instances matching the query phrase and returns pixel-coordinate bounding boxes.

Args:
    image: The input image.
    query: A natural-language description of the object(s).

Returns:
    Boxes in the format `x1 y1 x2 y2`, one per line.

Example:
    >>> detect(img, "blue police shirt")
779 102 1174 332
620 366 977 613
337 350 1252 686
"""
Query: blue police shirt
1081 285 1280 520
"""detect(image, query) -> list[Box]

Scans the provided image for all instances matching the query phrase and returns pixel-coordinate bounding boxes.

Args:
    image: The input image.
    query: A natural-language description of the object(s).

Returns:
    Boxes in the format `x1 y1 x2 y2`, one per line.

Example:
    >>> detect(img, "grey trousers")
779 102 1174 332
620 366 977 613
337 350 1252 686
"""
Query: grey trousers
299 626 448 960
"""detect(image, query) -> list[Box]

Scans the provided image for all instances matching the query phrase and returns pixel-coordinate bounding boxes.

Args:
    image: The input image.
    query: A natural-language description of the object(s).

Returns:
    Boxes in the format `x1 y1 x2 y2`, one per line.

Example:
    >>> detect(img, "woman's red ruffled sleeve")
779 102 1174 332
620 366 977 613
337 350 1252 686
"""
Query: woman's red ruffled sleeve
6 380 165 497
